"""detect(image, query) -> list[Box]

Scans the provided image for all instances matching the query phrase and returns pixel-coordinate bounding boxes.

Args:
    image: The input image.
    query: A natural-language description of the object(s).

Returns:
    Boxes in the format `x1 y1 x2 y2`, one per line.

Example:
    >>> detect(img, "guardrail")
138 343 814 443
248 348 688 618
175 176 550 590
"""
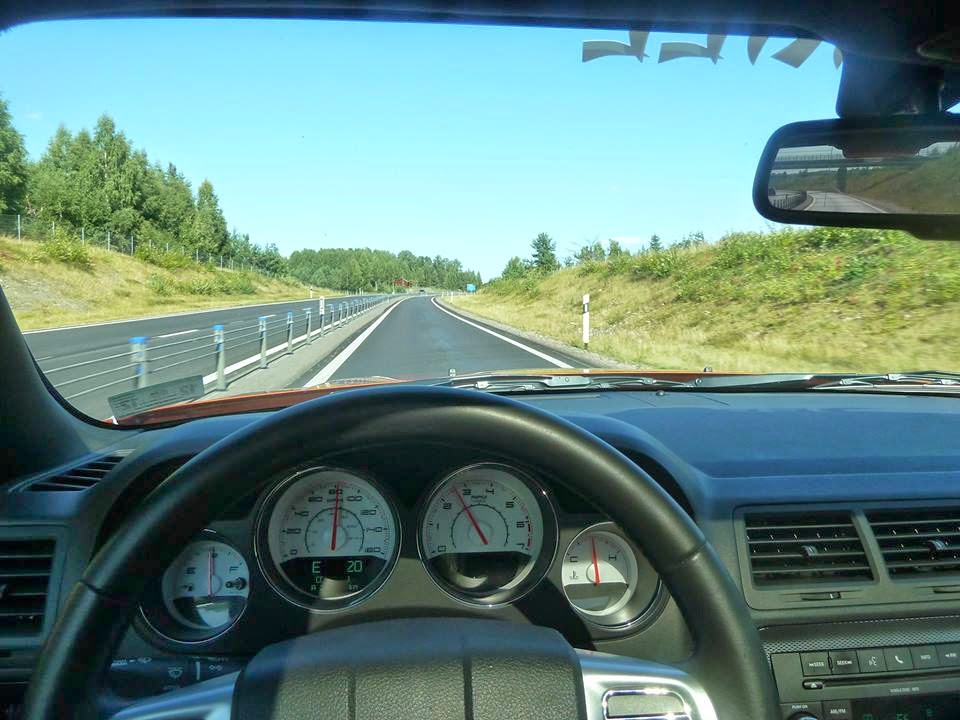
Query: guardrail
770 190 808 210
37 295 393 405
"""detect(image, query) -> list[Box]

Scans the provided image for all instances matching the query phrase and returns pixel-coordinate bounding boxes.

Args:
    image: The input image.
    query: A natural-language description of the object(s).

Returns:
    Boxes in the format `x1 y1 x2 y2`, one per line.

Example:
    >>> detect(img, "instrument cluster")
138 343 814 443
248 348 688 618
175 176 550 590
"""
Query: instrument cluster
139 462 665 645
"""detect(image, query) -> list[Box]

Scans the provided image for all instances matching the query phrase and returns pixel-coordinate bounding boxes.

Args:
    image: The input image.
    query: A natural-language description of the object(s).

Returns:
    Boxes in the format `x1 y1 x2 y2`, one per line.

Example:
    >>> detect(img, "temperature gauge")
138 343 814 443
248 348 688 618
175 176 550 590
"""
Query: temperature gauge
561 525 662 628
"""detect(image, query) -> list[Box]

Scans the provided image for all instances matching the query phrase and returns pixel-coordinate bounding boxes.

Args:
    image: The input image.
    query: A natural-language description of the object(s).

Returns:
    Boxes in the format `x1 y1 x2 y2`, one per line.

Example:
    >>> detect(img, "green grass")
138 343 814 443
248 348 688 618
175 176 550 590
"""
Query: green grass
0 234 331 330
450 227 960 373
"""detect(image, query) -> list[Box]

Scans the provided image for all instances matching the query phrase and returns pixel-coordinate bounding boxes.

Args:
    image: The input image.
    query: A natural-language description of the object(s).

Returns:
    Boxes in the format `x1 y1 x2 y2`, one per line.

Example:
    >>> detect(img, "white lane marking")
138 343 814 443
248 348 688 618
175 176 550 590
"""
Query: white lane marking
846 194 887 213
429 297 573 369
301 299 408 387
199 300 386 388
156 329 199 339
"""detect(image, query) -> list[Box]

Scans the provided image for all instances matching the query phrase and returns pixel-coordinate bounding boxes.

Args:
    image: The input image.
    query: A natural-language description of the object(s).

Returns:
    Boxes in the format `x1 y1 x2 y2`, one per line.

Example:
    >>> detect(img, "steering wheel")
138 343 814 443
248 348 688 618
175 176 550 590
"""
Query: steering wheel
24 386 778 720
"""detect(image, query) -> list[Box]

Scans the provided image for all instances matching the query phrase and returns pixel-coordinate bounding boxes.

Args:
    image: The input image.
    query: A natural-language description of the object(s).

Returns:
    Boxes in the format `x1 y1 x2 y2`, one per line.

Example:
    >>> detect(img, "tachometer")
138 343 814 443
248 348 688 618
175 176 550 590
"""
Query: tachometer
419 464 557 605
256 468 399 611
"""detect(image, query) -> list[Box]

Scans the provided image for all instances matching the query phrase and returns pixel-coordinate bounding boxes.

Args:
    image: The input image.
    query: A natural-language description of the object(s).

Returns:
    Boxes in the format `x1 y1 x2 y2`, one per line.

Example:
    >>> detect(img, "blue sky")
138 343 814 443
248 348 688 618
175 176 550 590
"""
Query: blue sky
0 20 840 279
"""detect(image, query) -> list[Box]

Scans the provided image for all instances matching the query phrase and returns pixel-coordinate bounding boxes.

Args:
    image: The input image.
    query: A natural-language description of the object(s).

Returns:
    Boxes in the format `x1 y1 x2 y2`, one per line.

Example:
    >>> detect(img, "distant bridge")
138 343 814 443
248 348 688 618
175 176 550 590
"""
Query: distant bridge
772 153 928 171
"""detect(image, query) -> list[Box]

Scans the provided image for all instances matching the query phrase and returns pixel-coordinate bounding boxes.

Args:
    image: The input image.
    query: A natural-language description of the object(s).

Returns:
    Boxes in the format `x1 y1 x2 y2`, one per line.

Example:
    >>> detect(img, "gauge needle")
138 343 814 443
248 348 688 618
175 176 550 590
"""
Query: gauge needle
331 482 341 551
208 548 214 597
454 486 488 545
591 536 601 586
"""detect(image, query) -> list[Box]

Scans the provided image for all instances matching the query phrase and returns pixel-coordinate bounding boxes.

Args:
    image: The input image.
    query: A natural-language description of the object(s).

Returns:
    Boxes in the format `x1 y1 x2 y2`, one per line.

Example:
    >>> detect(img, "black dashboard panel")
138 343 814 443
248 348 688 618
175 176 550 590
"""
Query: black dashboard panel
3 389 960 708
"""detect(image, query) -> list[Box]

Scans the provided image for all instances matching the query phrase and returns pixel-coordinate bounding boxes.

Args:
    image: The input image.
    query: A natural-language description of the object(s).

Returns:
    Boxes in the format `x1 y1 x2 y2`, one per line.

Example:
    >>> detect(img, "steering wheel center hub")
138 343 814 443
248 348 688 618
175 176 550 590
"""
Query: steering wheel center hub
233 618 587 720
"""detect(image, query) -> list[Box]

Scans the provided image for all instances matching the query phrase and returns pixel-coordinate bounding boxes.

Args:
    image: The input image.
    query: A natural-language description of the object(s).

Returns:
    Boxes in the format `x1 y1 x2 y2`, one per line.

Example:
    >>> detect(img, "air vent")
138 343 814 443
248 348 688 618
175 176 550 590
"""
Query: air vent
744 511 873 586
0 539 55 634
868 507 960 577
25 452 129 492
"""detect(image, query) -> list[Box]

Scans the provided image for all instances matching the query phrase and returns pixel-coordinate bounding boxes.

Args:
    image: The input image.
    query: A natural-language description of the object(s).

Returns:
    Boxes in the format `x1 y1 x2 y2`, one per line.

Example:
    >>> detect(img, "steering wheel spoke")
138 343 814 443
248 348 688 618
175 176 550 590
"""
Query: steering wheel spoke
577 650 717 720
108 671 237 720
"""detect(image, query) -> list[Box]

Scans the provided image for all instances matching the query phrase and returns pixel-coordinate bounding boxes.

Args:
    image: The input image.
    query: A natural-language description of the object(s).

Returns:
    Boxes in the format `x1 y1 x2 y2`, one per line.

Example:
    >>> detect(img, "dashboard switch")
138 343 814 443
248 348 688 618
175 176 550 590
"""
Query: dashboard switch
883 647 914 671
938 644 960 666
800 652 830 676
910 645 939 669
828 650 859 674
781 701 822 719
821 700 851 719
856 649 886 673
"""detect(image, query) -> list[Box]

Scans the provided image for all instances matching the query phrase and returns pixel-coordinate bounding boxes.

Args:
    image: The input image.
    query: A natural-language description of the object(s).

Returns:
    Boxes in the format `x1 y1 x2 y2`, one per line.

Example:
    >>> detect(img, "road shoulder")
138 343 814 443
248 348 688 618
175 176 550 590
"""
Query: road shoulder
435 297 628 369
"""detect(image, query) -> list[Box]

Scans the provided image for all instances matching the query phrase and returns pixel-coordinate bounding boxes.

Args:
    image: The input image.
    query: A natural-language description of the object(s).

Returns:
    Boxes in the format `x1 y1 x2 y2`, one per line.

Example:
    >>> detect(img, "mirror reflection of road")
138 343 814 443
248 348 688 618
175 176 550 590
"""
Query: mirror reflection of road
804 191 887 214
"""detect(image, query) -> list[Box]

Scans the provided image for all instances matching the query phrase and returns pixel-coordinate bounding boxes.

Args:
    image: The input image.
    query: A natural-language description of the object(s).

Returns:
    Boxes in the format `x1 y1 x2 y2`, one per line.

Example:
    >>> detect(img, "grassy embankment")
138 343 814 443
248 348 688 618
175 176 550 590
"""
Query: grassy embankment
0 234 324 330
449 227 960 373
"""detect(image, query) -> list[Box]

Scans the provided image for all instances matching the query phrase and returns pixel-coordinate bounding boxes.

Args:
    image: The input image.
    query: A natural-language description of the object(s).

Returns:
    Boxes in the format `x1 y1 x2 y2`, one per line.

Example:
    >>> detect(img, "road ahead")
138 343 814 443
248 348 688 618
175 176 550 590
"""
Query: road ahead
804 191 887 214
24 294 589 420
309 296 585 385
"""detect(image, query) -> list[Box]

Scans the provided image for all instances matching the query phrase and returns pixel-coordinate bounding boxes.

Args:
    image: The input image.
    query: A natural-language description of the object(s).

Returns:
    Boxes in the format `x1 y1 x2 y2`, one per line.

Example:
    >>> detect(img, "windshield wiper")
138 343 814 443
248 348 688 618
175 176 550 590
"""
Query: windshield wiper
438 373 695 393
692 371 960 392
812 371 960 389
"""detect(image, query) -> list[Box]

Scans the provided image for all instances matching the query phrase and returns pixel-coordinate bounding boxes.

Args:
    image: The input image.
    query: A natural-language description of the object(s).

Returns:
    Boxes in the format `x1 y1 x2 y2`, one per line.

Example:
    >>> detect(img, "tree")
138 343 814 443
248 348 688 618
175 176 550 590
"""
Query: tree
648 234 662 252
607 239 627 258
531 232 559 273
574 241 606 264
189 179 228 254
0 97 28 214
501 256 529 280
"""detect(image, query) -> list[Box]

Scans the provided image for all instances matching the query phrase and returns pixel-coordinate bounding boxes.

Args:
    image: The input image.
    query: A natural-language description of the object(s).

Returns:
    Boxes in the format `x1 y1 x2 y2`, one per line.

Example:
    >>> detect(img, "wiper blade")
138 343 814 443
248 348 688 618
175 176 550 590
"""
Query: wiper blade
439 373 694 393
812 371 960 389
693 371 960 392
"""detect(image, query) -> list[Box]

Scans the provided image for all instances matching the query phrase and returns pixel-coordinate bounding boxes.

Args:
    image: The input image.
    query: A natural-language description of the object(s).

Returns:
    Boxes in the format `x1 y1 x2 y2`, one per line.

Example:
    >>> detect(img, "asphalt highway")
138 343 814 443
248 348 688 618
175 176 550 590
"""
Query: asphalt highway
23 294 376 418
316 296 587 384
22 295 589 420
804 191 887 214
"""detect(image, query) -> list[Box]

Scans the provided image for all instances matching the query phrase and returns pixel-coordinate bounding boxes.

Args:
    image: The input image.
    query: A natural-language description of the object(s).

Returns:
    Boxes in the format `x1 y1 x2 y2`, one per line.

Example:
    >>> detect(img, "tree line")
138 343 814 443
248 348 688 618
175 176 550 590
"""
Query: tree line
0 96 480 289
288 247 482 292
0 97 286 275
497 231 706 281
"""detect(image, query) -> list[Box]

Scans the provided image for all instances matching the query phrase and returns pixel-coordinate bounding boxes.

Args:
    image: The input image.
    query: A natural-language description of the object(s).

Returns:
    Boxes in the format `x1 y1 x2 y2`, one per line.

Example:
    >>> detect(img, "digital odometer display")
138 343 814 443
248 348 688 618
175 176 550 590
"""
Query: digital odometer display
258 468 399 610
420 464 556 605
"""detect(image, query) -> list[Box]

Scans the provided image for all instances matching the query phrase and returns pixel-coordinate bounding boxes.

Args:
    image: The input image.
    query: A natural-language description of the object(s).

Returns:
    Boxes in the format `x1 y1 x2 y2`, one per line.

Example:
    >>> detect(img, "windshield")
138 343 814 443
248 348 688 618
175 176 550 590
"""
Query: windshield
1 19 958 423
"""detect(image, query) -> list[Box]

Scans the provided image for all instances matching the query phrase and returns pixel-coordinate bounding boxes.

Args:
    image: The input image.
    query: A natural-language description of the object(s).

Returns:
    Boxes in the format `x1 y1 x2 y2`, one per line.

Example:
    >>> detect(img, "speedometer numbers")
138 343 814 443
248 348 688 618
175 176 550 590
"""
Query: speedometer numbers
258 468 399 611
420 464 557 605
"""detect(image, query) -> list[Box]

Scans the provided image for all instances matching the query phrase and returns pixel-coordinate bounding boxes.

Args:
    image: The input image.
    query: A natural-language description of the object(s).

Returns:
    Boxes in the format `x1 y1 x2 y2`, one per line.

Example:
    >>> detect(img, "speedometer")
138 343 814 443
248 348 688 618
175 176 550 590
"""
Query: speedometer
419 464 557 605
256 468 399 611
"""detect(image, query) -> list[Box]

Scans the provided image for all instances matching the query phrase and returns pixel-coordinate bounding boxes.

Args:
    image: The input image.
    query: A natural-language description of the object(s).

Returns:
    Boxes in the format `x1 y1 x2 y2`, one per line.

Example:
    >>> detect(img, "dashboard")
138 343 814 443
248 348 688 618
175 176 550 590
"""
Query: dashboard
134 457 665 655
4 389 960 719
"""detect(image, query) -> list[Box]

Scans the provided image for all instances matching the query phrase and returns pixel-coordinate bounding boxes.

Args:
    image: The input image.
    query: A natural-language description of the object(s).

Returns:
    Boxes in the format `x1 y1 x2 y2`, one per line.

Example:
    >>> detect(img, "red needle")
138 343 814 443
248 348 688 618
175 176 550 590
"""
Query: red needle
454 486 488 545
591 536 601 586
331 482 341 551
208 548 214 597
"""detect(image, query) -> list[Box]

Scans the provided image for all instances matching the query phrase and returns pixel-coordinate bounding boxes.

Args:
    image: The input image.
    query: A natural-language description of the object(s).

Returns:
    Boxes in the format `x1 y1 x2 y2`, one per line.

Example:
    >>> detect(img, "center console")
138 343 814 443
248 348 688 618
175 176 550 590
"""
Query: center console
772 642 960 719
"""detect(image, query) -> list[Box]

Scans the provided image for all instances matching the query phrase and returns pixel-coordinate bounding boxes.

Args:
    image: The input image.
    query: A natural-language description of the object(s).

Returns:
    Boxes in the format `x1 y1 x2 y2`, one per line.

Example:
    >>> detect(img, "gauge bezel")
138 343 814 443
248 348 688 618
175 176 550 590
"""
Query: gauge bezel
561 522 666 630
417 462 558 608
139 529 250 645
254 466 401 613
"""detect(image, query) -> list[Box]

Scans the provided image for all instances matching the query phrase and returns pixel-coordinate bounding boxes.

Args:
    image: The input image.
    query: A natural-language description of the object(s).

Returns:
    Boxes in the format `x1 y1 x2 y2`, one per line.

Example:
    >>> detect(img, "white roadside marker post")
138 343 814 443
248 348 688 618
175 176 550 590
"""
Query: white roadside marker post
582 293 590 350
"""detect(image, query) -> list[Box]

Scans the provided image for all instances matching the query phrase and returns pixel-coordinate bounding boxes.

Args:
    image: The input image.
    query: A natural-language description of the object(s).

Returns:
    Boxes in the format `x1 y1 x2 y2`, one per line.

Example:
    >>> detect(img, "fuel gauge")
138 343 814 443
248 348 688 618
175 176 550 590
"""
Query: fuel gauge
561 524 662 628
162 539 249 632
141 533 250 643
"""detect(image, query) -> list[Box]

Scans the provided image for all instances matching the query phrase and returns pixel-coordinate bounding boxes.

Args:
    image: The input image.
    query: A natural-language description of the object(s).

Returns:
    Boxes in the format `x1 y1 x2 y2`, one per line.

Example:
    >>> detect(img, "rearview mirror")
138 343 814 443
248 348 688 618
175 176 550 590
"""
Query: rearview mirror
754 115 960 239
